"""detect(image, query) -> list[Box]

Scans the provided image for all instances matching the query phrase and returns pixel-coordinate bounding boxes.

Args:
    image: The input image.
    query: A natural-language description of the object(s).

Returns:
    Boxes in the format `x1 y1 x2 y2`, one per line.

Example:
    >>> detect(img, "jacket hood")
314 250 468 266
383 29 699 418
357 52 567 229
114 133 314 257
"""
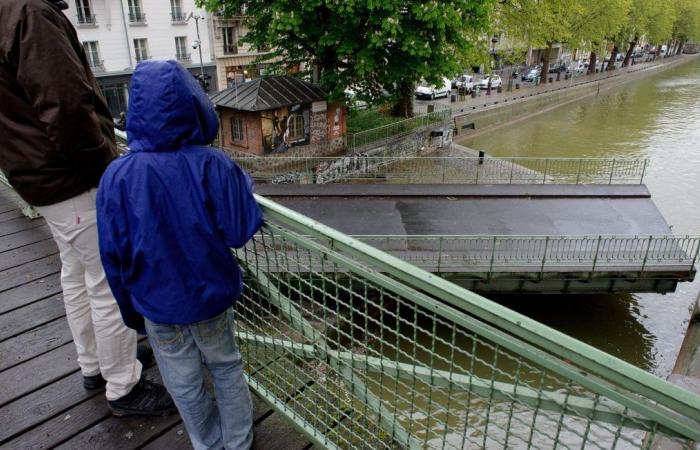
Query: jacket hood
127 60 218 152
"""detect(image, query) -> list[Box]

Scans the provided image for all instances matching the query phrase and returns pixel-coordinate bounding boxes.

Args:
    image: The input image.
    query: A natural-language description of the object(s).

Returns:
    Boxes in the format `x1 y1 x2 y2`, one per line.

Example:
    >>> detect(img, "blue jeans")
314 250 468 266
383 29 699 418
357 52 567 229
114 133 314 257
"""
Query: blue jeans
145 308 253 450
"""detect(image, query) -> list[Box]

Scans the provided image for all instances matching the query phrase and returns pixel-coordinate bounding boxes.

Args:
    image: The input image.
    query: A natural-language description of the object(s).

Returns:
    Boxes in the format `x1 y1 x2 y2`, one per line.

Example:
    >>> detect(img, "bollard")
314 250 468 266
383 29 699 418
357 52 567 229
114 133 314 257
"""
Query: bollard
515 83 520 89
427 104 435 113
497 86 502 93
450 94 456 102
548 77 553 83
471 90 477 98
478 150 485 165
556 72 561 82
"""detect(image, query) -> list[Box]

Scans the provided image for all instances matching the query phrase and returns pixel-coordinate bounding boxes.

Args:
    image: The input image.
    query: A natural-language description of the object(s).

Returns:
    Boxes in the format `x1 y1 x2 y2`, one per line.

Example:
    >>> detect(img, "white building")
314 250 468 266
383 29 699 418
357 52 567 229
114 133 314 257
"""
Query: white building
63 0 217 116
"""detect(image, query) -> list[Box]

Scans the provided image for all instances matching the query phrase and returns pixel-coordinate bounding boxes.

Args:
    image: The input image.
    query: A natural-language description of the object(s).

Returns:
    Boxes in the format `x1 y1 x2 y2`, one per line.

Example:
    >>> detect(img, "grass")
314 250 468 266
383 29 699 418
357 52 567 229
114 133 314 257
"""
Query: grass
346 108 403 134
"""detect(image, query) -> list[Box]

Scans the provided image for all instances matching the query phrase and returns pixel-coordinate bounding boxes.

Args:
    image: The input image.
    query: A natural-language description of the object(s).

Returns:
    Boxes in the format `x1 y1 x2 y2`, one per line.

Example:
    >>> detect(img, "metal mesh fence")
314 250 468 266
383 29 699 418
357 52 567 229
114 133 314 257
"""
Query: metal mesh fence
232 195 700 449
233 156 649 185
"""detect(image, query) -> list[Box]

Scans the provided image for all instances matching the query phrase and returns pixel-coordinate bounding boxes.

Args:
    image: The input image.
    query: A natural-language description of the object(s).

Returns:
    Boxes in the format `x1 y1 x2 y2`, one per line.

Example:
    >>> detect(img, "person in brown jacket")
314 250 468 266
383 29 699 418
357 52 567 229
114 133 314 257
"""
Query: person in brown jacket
0 0 174 416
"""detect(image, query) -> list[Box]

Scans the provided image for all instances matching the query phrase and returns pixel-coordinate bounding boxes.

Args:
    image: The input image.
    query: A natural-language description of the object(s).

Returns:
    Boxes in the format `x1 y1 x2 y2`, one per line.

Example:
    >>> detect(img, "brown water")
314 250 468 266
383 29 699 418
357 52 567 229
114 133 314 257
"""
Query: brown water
459 57 700 377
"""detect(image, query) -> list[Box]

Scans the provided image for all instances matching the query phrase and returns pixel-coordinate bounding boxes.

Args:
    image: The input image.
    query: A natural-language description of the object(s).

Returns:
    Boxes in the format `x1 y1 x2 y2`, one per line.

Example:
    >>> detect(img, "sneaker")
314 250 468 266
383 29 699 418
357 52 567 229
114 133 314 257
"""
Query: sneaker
82 344 154 390
108 377 176 416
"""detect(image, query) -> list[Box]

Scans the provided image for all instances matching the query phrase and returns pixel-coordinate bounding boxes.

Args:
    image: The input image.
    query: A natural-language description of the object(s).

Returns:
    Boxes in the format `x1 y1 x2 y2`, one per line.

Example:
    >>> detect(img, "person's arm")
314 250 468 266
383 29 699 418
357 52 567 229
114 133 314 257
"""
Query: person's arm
11 7 115 164
96 190 146 334
206 156 264 249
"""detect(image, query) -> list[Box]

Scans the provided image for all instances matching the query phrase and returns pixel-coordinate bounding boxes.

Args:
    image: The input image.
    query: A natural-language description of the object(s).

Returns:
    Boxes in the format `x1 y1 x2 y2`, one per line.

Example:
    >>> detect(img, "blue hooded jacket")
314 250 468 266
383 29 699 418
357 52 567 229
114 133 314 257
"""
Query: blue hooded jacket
96 60 263 332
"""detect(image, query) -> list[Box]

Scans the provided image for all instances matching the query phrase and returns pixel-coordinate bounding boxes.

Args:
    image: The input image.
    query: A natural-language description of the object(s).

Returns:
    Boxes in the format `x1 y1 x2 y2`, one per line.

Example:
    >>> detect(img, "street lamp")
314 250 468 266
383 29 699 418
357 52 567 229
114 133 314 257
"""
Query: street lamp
187 12 205 83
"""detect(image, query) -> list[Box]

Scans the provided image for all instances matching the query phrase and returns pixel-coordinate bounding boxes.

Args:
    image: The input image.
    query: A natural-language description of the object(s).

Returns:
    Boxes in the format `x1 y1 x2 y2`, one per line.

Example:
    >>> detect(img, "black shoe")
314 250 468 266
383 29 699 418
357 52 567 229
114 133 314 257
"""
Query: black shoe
83 373 106 390
82 344 154 390
108 377 177 417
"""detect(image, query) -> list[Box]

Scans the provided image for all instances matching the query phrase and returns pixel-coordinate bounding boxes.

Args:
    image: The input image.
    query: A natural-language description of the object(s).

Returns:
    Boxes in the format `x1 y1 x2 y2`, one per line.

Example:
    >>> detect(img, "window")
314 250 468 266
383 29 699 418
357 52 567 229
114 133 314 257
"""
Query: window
175 37 189 61
134 39 149 62
222 27 237 55
231 116 245 143
287 115 305 141
82 41 103 71
170 0 185 22
128 0 146 23
75 0 95 24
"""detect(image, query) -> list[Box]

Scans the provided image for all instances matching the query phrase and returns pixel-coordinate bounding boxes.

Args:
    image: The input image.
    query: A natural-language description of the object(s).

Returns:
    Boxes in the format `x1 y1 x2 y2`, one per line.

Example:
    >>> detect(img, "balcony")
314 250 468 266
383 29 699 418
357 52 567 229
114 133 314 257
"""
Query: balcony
76 14 97 27
128 12 147 25
135 54 151 63
171 11 187 23
89 60 105 72
223 45 238 55
176 53 191 64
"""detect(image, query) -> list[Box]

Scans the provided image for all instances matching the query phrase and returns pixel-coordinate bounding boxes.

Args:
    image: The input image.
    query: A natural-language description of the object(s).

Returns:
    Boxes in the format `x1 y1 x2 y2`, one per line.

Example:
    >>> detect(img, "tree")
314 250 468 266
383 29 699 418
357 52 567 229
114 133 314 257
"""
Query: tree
498 0 630 82
198 0 494 117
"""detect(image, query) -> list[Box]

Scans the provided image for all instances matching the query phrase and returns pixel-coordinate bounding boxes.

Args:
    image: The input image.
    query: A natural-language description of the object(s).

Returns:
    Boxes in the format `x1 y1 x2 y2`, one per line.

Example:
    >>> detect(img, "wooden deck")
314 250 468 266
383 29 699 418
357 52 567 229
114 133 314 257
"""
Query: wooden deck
0 185 311 449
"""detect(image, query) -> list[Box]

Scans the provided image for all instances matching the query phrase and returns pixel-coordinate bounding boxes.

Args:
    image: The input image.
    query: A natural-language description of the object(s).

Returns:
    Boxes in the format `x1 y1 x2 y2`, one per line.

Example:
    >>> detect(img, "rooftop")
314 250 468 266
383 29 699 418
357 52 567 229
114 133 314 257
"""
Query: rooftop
210 76 327 112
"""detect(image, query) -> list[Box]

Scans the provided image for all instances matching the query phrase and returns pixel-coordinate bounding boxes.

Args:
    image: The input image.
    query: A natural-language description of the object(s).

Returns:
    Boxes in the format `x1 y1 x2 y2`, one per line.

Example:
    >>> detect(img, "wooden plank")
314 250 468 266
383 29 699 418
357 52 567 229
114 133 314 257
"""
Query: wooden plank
0 210 22 223
0 366 158 450
0 273 62 314
0 254 61 293
0 238 58 271
0 342 77 407
0 217 45 237
0 224 52 253
0 317 72 371
142 393 276 450
0 371 99 444
0 295 66 341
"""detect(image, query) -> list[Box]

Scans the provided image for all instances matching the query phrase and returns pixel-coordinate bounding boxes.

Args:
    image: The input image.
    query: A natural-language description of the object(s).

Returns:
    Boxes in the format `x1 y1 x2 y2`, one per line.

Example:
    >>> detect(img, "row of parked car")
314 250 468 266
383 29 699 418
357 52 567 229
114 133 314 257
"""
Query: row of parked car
414 74 504 99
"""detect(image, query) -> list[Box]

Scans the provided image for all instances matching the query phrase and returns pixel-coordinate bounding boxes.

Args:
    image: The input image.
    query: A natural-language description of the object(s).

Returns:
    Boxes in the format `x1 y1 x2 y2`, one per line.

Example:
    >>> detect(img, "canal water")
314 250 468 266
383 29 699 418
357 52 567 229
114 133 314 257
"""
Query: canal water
458 57 700 377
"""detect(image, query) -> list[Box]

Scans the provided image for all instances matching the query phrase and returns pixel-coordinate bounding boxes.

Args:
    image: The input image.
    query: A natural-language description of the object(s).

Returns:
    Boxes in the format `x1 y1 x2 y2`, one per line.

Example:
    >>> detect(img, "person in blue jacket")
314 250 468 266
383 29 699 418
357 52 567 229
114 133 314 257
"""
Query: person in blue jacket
96 60 263 450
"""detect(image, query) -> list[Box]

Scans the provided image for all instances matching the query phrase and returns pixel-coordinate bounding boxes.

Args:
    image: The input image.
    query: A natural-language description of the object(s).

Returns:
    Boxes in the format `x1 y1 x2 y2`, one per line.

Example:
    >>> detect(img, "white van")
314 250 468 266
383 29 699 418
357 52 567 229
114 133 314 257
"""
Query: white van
415 77 451 100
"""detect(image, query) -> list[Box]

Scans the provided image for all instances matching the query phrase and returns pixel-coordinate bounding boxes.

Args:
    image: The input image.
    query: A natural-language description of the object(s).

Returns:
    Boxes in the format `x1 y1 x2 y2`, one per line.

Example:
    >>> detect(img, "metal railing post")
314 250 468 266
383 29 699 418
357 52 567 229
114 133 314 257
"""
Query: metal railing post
437 236 443 273
488 236 497 279
640 159 648 185
609 159 616 184
576 159 583 184
540 236 550 280
509 160 515 183
543 159 549 184
590 236 603 279
640 235 654 275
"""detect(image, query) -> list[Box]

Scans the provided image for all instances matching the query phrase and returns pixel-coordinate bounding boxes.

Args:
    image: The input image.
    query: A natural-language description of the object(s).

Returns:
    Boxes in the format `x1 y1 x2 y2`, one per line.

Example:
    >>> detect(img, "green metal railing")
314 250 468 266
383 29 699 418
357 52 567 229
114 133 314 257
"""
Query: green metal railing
232 156 649 185
0 171 41 219
234 195 700 449
353 234 700 278
347 105 452 151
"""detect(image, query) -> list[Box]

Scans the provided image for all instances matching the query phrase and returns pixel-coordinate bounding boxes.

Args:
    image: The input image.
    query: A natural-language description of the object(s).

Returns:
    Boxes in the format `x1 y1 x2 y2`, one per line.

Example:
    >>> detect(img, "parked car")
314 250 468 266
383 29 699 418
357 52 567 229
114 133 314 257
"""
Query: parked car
477 74 502 89
521 68 540 82
452 74 476 92
548 63 567 74
415 77 451 100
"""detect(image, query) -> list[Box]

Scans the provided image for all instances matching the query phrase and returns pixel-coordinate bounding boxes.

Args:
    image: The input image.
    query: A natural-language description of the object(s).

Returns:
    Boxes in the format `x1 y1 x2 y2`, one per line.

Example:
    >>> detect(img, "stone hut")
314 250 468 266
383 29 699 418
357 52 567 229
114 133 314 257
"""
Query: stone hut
210 76 346 156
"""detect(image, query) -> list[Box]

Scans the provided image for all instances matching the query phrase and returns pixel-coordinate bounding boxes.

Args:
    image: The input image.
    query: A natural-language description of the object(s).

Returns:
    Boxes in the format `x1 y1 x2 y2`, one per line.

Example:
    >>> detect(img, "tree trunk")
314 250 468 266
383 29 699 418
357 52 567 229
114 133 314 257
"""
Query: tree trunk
622 37 637 67
677 40 685 55
587 51 597 75
606 46 619 71
391 80 414 118
539 43 552 83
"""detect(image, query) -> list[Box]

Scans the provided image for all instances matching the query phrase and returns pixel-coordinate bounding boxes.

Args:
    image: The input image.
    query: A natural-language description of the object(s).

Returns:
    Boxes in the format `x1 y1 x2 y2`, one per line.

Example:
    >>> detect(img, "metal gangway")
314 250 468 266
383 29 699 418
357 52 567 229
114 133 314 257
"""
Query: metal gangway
238 196 700 448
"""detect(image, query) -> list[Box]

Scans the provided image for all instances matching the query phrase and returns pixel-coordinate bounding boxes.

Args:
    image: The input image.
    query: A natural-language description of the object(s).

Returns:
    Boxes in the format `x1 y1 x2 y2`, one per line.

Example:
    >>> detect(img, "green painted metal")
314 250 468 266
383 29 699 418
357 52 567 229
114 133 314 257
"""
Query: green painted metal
0 171 41 219
228 194 700 448
232 155 650 185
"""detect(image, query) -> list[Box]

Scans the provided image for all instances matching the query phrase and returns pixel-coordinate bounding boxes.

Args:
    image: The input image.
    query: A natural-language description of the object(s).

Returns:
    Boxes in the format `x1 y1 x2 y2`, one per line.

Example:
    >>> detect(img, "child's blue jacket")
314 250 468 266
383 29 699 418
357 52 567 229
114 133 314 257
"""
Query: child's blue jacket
96 60 263 332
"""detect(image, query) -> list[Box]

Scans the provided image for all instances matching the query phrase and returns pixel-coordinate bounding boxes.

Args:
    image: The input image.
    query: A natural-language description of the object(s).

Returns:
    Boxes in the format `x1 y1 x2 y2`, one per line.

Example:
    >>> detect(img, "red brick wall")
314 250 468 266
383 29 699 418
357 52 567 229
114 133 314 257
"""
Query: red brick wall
219 109 263 156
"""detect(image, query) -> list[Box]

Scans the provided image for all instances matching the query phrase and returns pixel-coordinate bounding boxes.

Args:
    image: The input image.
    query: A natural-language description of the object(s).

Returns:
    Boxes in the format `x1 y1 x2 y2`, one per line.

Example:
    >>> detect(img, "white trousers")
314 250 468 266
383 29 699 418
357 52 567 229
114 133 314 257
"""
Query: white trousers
36 189 141 400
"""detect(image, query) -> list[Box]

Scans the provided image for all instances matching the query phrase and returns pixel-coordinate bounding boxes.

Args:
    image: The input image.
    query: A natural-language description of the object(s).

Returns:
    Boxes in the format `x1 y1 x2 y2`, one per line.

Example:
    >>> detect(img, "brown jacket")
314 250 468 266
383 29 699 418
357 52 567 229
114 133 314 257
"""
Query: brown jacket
0 0 118 206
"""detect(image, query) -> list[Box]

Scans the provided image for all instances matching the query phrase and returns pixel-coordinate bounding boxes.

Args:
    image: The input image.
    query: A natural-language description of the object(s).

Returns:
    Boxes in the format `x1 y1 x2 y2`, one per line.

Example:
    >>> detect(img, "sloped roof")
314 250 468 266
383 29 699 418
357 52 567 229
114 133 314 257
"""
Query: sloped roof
210 76 327 111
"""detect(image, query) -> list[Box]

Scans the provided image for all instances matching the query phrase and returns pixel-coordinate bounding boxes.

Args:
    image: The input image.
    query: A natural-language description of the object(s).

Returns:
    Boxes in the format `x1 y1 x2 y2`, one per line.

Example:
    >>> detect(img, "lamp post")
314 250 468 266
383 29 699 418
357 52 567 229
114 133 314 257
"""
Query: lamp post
187 12 205 82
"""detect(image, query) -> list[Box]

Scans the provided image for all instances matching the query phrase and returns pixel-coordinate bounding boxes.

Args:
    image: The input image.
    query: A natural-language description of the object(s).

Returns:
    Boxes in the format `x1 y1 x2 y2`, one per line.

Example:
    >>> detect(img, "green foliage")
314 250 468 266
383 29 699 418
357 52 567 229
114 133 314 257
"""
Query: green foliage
197 0 495 114
346 108 400 134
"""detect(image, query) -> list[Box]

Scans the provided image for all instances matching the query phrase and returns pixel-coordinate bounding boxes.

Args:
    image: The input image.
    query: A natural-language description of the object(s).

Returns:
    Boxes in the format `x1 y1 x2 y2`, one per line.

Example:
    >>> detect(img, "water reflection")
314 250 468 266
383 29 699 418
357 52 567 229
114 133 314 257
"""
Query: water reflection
459 58 700 376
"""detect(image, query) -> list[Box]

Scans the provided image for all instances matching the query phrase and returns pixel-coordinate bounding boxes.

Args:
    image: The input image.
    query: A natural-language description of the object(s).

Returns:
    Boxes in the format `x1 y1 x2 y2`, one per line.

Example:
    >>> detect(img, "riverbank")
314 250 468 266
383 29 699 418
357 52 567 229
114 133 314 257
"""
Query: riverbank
452 54 699 143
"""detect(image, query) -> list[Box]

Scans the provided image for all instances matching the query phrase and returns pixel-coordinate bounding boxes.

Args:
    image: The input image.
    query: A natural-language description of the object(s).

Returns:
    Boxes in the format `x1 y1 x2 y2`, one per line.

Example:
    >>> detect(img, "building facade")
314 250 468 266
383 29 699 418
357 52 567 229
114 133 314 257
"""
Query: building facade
208 14 278 90
63 0 217 117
